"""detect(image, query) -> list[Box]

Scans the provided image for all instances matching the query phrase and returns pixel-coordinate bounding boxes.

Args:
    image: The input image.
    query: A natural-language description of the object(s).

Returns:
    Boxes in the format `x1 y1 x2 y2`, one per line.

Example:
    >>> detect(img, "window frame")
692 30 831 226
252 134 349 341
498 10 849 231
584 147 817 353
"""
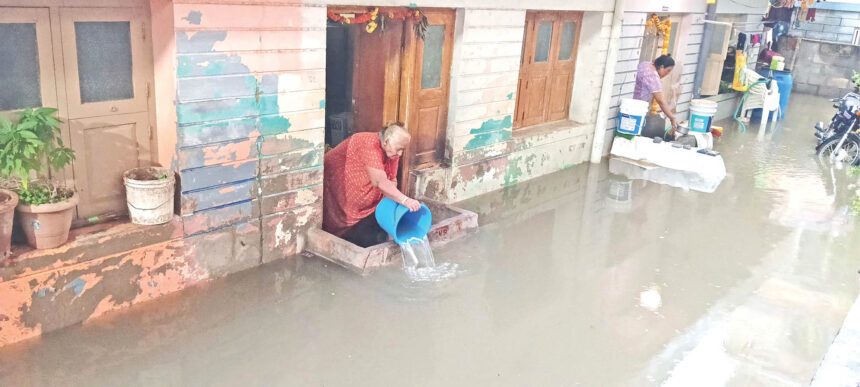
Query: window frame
0 8 58 120
514 11 583 130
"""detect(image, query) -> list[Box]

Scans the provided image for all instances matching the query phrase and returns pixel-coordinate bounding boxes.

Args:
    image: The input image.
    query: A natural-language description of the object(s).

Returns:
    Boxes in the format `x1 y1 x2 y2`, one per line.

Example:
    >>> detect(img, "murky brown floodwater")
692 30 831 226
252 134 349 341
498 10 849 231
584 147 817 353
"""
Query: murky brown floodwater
1 94 858 386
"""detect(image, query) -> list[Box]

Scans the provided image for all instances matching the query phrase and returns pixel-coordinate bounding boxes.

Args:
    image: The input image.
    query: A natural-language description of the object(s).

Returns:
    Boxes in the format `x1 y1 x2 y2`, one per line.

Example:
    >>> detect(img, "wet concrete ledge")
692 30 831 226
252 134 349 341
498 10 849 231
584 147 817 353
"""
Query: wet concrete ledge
0 216 262 347
0 218 183 283
305 200 479 275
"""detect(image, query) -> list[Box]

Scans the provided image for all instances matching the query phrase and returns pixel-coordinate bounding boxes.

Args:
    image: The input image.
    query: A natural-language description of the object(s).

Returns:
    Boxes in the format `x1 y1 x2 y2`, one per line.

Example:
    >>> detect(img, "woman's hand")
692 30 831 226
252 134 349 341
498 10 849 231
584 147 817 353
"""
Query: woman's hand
401 197 421 212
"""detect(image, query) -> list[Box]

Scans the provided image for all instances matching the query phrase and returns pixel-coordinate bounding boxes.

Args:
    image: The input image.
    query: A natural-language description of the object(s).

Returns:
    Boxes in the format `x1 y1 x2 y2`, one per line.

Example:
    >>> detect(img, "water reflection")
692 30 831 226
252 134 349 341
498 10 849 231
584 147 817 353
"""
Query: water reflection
0 96 857 386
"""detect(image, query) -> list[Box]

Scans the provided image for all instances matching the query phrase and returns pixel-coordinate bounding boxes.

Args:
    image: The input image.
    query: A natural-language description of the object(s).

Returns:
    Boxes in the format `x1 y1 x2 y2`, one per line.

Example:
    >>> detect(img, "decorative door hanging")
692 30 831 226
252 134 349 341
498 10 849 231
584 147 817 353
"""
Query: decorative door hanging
327 7 430 39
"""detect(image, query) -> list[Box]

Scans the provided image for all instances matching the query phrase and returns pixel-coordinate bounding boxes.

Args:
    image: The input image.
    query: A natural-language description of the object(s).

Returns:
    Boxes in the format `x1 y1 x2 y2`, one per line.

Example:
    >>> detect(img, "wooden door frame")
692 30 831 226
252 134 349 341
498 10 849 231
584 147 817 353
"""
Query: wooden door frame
328 7 455 195
398 8 455 195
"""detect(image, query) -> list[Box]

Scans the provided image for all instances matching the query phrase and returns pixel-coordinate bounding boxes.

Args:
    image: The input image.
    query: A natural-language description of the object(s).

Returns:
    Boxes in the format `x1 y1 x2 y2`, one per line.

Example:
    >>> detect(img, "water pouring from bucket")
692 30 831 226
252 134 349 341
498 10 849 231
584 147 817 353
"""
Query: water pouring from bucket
375 198 458 281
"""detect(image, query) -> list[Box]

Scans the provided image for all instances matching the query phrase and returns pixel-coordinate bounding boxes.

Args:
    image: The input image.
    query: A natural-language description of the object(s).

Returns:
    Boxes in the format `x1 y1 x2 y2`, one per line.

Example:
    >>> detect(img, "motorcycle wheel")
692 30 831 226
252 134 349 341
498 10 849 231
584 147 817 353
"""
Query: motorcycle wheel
816 133 860 165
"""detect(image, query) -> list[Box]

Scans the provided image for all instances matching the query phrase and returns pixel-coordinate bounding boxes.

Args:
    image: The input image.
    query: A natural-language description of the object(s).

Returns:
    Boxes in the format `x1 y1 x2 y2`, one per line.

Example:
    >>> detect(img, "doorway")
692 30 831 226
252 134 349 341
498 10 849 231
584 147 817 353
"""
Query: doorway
640 15 683 112
324 7 454 193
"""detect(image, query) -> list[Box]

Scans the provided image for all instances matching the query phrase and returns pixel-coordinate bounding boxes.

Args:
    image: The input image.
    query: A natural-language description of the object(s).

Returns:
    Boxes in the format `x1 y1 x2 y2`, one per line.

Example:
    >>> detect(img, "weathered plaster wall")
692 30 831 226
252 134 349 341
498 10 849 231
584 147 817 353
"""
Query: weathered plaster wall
414 10 610 203
172 3 325 262
603 12 704 155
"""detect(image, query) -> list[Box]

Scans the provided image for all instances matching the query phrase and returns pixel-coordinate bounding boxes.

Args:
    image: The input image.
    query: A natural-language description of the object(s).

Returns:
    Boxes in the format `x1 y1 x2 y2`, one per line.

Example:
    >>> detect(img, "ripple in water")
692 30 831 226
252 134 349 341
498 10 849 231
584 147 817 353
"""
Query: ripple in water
398 237 460 282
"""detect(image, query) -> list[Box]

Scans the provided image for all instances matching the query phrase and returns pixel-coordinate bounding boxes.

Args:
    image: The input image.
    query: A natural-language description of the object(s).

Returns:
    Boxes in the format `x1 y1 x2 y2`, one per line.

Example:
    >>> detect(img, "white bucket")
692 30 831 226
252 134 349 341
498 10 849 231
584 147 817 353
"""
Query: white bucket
123 167 175 225
690 99 718 133
617 98 650 135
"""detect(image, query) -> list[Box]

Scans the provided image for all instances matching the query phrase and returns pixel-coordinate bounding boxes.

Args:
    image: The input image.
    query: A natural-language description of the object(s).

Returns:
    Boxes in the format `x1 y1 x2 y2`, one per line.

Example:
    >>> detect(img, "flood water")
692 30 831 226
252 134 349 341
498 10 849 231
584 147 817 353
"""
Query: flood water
1 94 859 386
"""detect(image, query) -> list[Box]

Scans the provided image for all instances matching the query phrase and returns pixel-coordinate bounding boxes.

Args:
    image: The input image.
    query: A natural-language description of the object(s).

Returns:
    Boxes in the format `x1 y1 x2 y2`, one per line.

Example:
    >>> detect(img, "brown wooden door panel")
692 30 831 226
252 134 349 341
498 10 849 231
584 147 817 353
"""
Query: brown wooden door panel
514 11 582 129
414 105 442 165
352 26 386 133
520 75 549 127
69 112 151 218
406 9 454 169
547 72 573 121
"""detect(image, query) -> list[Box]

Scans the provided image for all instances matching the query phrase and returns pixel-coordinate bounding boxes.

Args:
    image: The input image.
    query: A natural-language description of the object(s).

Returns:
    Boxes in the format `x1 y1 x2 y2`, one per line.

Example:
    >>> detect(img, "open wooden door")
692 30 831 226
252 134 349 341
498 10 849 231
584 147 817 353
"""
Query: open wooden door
351 19 405 133
403 10 454 169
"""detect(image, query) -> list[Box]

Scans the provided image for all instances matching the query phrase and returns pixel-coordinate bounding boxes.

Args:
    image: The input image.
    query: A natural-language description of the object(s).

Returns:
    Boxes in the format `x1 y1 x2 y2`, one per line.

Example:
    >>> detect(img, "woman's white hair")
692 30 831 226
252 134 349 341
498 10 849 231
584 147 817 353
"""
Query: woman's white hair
382 124 411 147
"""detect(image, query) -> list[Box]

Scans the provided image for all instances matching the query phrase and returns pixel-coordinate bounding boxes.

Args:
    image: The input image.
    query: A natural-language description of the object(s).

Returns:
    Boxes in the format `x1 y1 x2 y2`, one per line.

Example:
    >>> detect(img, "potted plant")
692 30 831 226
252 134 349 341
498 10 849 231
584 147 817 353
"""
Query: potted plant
0 108 76 249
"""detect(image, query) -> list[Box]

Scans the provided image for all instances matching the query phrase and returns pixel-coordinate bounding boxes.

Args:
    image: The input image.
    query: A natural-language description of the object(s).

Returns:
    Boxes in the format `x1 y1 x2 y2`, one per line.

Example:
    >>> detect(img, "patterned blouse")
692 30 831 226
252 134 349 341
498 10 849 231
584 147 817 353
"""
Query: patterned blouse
323 132 400 236
633 62 662 102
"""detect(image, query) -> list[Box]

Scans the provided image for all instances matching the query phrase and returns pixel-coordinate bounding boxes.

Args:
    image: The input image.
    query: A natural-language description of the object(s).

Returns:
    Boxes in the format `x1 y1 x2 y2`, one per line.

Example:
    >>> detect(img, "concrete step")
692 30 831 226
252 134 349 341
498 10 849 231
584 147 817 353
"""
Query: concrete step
305 199 478 275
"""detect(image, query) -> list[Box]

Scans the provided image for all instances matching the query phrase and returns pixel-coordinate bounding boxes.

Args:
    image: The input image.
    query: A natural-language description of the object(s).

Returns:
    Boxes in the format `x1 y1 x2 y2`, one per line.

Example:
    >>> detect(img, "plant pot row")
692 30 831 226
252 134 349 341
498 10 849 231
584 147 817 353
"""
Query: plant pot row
0 189 79 257
0 167 175 258
1 108 176 259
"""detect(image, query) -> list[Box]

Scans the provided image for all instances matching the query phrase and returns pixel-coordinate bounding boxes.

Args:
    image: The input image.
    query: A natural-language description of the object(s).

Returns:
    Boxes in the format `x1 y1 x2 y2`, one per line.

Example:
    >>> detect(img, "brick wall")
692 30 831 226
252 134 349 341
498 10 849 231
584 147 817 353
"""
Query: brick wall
790 8 860 45
789 38 859 98
173 3 325 264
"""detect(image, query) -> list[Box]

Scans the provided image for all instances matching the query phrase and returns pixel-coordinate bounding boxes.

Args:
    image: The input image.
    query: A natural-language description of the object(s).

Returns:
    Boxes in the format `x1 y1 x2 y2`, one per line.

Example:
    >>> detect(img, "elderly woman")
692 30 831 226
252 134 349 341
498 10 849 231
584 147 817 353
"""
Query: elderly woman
634 54 678 136
323 124 421 247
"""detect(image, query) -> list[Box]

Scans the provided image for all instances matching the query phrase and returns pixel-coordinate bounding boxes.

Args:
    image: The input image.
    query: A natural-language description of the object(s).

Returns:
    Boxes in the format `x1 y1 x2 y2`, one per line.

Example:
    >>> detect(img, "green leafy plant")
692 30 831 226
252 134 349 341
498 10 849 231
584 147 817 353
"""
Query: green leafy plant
0 108 75 205
852 71 860 92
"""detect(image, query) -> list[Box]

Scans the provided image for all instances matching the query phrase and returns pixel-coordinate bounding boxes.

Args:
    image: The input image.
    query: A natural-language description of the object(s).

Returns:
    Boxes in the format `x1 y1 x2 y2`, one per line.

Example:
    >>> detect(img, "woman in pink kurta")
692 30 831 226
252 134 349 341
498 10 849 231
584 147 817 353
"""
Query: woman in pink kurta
634 54 678 133
323 125 421 247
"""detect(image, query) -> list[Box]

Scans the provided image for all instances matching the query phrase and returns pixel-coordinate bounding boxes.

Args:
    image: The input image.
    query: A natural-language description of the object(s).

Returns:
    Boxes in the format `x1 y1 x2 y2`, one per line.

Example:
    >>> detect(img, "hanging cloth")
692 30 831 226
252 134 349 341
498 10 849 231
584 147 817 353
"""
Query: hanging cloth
807 8 816 21
733 51 748 91
737 32 748 50
751 34 761 46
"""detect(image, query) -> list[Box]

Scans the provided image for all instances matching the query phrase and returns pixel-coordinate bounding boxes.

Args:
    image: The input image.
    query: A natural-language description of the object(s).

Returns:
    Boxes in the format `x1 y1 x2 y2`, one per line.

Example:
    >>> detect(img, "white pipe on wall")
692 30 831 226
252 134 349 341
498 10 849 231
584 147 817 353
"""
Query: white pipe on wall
589 0 626 163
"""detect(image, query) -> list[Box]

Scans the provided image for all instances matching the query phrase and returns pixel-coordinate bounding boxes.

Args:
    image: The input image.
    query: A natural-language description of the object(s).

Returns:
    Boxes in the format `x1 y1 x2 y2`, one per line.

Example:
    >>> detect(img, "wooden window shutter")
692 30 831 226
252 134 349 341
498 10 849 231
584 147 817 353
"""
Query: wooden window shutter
514 12 582 129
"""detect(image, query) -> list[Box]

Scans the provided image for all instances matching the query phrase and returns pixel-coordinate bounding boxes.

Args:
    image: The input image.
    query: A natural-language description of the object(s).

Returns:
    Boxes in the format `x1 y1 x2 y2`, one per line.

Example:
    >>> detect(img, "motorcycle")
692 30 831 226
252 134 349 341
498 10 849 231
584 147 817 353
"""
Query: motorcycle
815 92 860 165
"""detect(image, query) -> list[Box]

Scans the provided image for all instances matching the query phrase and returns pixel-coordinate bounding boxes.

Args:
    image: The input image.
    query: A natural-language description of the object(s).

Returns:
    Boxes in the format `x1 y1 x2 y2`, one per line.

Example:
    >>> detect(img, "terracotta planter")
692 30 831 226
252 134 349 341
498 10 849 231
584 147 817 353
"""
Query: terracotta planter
16 193 78 249
0 189 18 259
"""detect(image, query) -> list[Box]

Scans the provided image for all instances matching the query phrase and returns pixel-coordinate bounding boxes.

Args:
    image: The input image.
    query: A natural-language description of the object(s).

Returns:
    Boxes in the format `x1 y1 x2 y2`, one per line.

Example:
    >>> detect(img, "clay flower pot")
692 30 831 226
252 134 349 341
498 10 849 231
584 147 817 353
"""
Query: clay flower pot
0 189 18 259
16 193 78 249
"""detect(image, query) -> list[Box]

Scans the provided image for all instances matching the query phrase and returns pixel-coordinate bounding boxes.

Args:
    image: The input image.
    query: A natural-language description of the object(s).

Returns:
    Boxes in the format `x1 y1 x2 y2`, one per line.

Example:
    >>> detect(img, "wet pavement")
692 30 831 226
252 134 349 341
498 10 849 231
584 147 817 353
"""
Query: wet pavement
1 93 859 386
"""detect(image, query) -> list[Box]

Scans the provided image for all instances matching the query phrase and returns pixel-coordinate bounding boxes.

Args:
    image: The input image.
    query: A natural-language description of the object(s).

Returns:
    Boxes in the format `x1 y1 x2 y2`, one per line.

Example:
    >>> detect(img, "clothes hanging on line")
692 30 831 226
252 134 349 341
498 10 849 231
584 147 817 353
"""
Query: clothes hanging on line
765 5 793 24
732 51 748 91
751 34 761 46
806 8 816 22
737 32 747 50
773 21 789 47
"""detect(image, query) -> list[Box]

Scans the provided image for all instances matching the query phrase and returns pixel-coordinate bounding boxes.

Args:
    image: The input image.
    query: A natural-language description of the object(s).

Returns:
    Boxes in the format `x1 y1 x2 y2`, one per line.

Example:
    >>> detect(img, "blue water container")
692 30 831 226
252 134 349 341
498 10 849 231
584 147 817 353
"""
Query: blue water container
375 198 432 244
773 70 793 119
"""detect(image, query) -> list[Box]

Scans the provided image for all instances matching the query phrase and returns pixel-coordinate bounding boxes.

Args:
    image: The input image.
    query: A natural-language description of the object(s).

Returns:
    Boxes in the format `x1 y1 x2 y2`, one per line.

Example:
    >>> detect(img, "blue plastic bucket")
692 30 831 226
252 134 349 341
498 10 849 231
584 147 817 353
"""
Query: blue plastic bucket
689 99 718 133
374 198 432 244
689 114 712 133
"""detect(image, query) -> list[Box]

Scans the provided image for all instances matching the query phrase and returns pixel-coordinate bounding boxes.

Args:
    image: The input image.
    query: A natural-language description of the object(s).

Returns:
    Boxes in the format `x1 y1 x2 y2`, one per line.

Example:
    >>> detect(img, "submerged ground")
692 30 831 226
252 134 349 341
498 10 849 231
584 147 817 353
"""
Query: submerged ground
0 94 858 386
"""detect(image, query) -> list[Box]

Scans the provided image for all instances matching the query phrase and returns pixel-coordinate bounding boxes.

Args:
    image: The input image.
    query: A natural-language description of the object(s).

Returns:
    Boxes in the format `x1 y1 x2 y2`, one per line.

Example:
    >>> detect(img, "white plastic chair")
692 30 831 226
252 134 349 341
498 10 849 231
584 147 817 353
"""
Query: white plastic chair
737 69 779 125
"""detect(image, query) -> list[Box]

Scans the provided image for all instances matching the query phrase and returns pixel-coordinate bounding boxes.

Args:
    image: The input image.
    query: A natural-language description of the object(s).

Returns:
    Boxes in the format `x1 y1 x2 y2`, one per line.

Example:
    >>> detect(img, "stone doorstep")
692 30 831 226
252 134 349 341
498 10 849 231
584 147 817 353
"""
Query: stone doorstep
305 199 479 275
0 217 184 283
